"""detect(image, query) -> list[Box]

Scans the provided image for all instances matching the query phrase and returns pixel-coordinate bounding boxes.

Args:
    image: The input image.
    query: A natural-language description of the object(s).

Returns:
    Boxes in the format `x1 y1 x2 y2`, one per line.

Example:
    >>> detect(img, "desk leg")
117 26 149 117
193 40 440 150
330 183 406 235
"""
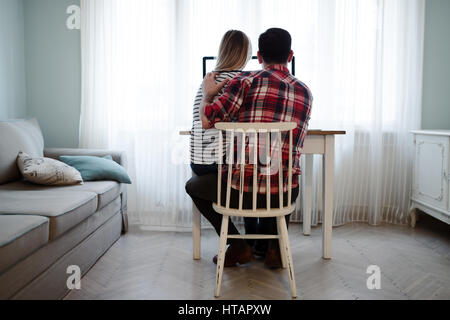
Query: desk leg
302 154 313 236
322 135 334 260
193 203 201 260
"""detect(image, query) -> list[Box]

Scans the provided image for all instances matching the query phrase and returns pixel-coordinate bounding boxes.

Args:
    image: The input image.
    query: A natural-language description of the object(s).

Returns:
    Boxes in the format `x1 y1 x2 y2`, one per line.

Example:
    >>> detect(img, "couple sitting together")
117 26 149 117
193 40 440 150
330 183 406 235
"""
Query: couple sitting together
185 28 312 269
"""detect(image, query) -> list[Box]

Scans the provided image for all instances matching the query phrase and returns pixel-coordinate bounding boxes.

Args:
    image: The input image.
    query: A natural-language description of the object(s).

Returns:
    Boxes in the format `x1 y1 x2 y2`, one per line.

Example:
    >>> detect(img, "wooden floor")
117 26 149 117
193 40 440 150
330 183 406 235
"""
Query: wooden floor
65 214 450 300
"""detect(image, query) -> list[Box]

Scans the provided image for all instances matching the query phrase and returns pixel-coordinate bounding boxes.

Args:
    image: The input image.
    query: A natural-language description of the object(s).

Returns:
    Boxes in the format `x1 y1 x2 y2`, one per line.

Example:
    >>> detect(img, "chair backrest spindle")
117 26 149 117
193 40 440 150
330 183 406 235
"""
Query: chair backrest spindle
252 131 258 212
217 130 223 207
239 131 245 211
226 130 234 209
266 131 271 210
288 130 293 205
278 131 283 209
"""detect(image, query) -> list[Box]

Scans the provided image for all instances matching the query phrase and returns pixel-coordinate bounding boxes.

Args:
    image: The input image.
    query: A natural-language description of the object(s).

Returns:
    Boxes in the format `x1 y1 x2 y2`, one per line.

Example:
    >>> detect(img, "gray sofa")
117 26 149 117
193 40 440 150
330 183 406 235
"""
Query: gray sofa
0 119 128 299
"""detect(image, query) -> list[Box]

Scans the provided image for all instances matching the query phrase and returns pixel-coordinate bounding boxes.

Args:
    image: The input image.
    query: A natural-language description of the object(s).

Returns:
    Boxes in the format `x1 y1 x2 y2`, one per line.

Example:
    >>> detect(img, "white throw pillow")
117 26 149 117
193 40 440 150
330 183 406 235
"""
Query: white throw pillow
17 152 83 186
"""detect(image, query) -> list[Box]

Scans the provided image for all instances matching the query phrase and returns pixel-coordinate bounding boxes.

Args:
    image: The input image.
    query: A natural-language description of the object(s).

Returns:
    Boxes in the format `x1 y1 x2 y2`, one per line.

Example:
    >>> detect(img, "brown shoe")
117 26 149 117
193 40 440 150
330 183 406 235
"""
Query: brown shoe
264 243 282 269
213 242 254 267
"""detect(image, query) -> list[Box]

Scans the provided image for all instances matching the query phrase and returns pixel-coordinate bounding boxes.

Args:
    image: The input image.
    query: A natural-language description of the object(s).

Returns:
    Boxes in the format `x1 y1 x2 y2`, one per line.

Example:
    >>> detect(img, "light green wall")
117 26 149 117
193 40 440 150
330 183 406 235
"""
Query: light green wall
24 0 81 148
422 0 450 130
0 0 27 119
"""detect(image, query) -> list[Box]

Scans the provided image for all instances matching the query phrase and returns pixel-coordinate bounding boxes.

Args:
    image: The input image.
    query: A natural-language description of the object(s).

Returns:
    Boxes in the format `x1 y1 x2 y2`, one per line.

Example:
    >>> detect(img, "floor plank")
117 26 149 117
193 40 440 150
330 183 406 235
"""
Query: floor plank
65 214 450 300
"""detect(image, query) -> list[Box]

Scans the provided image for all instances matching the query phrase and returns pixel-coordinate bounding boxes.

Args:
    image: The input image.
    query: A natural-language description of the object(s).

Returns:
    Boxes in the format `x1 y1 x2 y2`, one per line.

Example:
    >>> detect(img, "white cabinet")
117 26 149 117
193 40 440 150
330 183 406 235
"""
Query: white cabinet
410 130 450 226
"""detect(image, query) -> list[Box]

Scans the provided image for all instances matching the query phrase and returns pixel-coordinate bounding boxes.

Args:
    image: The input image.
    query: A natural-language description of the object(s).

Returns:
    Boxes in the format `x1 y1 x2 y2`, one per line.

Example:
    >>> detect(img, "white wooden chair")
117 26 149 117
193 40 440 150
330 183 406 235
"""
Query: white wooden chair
213 122 297 298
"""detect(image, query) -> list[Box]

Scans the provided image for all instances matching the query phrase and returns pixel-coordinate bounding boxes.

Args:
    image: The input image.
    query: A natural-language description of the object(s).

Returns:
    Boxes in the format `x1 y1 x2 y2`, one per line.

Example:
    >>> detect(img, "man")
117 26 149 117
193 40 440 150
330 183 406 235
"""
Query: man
185 28 312 268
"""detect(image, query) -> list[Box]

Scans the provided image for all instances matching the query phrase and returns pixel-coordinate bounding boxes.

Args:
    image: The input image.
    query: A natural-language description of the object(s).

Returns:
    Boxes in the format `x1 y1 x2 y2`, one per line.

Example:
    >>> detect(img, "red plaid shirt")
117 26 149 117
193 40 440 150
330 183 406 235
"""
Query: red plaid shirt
204 65 312 194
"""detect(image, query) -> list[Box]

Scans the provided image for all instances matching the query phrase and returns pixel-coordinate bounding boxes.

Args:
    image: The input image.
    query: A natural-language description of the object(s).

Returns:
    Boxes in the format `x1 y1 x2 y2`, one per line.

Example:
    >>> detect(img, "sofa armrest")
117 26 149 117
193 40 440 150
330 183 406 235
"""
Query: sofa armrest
44 148 128 169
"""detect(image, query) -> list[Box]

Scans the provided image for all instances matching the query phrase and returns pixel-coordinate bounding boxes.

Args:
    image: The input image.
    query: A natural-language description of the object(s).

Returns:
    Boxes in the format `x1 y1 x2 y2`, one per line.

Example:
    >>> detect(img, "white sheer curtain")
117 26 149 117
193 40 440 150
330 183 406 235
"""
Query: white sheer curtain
80 0 425 228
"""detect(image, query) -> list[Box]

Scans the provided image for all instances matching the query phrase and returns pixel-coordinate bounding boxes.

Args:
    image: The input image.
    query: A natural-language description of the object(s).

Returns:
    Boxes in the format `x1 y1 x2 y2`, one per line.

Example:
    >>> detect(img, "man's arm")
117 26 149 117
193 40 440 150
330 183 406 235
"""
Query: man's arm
200 72 248 129
200 72 229 129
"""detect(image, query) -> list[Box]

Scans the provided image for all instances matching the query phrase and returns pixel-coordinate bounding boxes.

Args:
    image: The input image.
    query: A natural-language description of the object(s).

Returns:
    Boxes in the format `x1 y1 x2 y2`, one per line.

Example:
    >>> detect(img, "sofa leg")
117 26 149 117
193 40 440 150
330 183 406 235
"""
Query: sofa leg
121 211 129 234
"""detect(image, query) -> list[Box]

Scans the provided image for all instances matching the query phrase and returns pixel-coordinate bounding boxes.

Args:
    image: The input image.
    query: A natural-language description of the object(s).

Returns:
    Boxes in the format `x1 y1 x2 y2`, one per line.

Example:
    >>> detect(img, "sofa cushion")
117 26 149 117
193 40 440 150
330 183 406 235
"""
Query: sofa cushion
0 180 121 211
0 190 97 240
57 181 121 210
0 215 49 274
59 155 132 184
0 119 44 185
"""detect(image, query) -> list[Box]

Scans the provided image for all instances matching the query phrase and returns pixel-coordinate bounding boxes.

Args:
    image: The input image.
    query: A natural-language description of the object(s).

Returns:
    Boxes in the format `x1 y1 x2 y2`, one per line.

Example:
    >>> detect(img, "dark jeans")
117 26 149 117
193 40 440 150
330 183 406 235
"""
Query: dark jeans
190 163 218 176
185 172 299 248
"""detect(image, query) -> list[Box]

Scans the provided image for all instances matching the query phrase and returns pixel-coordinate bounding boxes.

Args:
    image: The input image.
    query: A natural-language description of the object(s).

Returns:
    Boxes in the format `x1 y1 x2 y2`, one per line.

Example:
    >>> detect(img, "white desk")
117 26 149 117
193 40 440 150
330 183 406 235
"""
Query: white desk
180 130 346 260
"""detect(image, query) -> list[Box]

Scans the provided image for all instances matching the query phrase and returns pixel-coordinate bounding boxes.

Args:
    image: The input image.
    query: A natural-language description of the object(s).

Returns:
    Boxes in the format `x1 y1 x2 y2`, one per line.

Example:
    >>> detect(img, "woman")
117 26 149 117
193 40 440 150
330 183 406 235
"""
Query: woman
190 30 252 176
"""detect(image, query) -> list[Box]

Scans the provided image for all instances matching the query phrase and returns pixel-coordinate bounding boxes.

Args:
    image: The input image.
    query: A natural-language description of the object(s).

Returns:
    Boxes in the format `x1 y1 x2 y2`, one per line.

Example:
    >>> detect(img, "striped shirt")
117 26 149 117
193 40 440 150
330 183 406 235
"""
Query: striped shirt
204 65 313 194
190 71 242 165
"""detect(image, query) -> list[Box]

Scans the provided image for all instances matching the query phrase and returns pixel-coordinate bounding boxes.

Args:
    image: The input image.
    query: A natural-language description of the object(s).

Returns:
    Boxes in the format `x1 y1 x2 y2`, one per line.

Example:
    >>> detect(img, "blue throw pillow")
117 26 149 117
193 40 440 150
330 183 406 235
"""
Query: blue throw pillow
59 155 131 184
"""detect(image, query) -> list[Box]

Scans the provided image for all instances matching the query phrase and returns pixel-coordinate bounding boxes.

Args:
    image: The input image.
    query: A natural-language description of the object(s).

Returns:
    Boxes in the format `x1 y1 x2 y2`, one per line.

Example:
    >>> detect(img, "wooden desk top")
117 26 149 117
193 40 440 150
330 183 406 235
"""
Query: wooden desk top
179 130 346 136
307 130 346 136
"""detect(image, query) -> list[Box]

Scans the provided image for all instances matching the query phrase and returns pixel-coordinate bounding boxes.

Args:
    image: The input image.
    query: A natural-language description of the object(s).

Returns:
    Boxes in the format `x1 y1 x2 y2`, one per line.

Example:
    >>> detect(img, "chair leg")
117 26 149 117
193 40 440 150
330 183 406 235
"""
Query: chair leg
277 217 287 269
279 216 297 298
214 215 229 297
192 204 201 260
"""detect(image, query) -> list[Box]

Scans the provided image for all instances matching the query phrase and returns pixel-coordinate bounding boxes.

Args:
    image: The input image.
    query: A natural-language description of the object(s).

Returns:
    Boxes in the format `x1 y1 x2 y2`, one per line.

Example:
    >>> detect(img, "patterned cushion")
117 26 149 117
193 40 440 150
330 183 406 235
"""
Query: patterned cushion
17 152 83 186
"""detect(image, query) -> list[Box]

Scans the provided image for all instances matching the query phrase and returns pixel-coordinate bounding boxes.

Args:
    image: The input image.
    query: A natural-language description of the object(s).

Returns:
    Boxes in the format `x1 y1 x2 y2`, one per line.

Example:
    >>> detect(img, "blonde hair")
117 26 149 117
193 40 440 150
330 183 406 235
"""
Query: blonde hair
215 30 252 71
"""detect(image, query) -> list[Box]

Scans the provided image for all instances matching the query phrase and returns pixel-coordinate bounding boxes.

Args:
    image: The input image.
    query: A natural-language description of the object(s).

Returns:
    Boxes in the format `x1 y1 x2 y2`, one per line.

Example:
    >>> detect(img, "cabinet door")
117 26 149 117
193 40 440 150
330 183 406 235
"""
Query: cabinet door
413 134 449 210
